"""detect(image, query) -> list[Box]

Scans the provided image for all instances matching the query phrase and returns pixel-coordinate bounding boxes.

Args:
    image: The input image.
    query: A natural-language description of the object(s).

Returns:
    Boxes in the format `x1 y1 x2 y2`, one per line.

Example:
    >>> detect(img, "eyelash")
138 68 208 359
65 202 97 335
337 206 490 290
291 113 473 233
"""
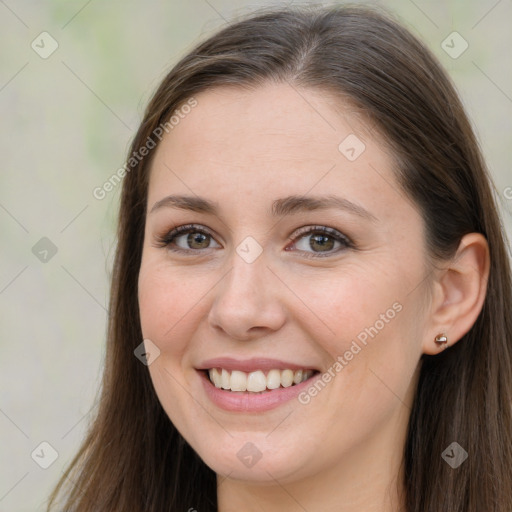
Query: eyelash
153 223 354 259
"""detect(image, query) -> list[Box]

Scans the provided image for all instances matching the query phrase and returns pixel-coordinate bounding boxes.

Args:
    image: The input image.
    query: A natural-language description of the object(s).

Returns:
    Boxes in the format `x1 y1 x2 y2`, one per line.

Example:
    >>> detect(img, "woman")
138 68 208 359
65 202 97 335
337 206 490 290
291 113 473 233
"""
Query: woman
47 4 512 511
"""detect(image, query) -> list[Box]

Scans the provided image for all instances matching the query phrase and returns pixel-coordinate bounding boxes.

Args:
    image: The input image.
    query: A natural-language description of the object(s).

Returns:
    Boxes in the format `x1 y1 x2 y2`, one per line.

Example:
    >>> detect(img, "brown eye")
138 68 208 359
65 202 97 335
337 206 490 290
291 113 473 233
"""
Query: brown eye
186 231 212 249
289 226 352 258
155 224 221 253
308 233 336 252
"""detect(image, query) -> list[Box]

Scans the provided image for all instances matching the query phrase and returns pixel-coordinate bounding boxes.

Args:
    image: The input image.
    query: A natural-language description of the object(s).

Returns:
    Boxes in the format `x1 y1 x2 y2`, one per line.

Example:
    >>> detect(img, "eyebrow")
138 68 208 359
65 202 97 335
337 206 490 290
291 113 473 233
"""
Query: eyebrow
149 194 377 222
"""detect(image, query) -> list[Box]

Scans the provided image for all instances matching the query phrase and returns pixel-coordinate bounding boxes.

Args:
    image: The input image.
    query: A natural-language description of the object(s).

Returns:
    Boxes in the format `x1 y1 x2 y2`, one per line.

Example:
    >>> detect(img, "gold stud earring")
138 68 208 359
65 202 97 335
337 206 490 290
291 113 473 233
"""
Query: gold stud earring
434 333 448 345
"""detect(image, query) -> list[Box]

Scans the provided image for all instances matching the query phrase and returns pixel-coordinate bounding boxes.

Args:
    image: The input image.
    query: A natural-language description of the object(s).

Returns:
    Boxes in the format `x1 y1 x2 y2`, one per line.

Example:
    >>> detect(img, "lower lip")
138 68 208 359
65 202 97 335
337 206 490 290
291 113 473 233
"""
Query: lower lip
198 370 320 412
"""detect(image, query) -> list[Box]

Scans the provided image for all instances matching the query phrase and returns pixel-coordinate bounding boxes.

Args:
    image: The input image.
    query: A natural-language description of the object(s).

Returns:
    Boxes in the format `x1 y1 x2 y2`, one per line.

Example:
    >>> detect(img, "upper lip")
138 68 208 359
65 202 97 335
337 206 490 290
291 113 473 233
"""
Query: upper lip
197 357 320 373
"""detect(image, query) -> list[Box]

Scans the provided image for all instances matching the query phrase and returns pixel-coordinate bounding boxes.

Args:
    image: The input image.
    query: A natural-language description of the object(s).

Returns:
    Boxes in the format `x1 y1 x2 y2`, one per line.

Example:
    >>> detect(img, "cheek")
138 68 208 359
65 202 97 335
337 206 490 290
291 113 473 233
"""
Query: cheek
137 263 208 436
138 273 175 341
285 260 406 353
138 262 205 349
287 261 422 408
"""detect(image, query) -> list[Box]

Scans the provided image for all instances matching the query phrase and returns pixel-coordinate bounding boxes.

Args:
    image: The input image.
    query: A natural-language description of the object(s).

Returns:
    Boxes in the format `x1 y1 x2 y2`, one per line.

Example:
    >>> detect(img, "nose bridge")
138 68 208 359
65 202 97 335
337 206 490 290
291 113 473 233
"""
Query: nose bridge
219 246 271 308
208 244 286 338
221 232 272 297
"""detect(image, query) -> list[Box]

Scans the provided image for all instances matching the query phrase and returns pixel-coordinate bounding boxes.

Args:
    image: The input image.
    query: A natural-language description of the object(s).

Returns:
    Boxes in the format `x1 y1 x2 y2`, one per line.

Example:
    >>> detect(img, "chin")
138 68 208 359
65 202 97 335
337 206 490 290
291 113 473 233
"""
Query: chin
193 434 312 484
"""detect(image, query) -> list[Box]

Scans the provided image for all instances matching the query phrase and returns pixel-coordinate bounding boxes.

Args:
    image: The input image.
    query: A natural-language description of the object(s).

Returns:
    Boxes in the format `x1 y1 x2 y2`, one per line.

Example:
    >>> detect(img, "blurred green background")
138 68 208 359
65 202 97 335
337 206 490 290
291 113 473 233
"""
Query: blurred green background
1 1 511 510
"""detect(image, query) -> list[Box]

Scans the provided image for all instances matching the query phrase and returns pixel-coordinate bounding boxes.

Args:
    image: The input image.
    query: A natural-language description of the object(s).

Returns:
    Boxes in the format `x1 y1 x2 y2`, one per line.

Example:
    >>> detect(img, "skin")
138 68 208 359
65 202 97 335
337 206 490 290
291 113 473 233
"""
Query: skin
137 82 489 511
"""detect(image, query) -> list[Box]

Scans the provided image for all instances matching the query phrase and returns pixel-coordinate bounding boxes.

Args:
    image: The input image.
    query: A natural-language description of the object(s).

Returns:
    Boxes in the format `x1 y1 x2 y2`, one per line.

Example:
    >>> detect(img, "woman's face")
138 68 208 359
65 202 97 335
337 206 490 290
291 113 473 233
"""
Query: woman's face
138 83 431 485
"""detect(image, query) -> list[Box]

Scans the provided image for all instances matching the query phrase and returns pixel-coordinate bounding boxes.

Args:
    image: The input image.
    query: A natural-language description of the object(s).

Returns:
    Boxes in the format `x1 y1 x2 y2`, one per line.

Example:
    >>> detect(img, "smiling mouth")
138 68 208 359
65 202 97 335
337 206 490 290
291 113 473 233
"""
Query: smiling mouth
204 368 320 393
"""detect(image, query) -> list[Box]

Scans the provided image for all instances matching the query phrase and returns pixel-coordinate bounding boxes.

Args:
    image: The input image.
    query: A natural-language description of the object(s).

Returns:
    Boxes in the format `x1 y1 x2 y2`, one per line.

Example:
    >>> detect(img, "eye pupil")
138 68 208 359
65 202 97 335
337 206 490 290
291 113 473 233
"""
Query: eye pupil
188 232 209 249
310 234 334 252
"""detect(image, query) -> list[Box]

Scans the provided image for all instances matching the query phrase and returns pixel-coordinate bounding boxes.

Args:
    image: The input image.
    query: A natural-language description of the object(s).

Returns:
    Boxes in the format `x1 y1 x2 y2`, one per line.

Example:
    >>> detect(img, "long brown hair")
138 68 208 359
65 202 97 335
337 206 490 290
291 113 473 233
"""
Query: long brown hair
47 4 512 511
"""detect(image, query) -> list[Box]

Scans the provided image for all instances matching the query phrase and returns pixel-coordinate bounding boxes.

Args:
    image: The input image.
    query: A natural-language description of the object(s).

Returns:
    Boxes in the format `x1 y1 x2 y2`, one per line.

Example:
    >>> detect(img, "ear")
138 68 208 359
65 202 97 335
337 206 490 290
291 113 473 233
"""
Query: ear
422 233 490 355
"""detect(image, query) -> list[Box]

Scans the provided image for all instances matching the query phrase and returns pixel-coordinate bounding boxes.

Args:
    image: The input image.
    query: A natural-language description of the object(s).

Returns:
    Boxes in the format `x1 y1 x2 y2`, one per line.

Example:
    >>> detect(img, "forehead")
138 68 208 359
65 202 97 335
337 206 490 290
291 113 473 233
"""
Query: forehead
147 82 416 225
157 83 376 162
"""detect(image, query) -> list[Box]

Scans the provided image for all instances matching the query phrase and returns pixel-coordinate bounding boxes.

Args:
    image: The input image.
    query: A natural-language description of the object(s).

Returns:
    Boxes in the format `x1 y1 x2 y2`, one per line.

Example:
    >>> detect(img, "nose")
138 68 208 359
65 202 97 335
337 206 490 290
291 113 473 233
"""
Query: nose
207 251 287 341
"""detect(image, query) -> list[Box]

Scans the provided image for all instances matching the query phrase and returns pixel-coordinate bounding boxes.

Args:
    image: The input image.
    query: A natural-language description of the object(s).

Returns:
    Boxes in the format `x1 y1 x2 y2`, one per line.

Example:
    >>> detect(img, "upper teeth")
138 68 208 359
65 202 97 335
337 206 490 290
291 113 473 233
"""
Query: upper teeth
208 368 313 392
